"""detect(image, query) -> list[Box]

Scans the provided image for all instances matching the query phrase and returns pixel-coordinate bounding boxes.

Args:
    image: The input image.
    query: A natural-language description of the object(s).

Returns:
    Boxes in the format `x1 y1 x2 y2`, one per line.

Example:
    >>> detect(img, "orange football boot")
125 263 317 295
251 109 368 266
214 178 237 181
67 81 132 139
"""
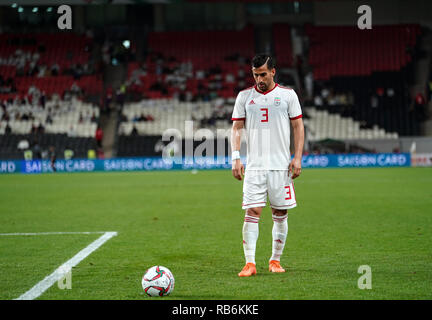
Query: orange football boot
238 263 257 277
269 260 286 273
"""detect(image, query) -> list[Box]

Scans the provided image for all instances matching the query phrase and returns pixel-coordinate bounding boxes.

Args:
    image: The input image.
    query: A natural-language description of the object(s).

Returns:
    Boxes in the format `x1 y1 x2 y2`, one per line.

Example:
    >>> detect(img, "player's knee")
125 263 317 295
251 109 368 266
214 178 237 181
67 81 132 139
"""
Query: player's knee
246 207 261 217
272 209 287 216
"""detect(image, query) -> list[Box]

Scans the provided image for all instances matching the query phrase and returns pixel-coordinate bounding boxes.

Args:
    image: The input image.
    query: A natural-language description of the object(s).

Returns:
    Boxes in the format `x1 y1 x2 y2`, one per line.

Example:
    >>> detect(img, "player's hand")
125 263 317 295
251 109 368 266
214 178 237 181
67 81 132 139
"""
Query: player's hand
288 157 302 179
232 159 245 181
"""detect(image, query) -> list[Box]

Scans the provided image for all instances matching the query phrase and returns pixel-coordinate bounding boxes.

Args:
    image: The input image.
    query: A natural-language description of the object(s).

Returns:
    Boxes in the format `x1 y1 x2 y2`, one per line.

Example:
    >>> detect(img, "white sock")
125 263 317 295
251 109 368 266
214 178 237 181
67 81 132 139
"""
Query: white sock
242 214 259 264
270 213 288 262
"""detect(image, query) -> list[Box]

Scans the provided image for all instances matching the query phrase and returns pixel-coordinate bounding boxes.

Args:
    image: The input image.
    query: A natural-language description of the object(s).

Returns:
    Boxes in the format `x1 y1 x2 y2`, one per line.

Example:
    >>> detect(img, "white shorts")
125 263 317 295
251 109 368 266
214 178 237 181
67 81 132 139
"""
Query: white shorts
242 170 297 210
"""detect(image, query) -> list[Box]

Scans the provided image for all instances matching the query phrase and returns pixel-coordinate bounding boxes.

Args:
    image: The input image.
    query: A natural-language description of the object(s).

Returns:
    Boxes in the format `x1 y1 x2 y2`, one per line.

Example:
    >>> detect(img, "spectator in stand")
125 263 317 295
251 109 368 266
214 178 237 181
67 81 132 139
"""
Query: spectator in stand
69 125 77 137
338 92 348 105
39 91 46 108
120 113 128 122
414 92 426 118
314 94 323 108
46 114 53 124
71 82 82 96
131 125 138 136
28 60 39 77
51 63 60 76
5 122 11 134
371 93 378 108
73 64 83 80
225 73 235 83
376 87 385 107
49 146 57 172
90 112 98 123
196 69 206 80
64 147 74 160
16 52 26 76
138 113 148 122
327 92 337 106
32 139 42 159
105 86 113 112
117 83 126 108
28 85 41 105
150 79 168 95
37 65 48 78
37 123 45 134
1 110 10 121
95 125 103 148
321 87 330 101
304 71 314 100
132 114 141 122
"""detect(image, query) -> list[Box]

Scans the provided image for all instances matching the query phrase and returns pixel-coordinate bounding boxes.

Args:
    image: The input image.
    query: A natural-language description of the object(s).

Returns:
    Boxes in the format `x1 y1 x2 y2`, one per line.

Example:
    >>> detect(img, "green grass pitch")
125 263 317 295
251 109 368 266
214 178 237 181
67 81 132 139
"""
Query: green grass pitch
0 167 431 300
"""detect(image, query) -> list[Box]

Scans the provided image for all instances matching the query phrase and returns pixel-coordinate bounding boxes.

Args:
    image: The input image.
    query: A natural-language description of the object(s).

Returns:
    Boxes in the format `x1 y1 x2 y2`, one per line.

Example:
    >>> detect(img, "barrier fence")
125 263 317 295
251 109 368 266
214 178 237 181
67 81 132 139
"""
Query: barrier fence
0 153 412 174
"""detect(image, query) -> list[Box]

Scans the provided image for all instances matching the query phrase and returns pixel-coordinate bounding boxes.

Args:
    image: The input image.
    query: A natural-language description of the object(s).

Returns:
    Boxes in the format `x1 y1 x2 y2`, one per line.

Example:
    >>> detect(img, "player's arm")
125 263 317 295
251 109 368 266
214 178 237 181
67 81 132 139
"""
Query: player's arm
289 117 304 179
231 120 245 181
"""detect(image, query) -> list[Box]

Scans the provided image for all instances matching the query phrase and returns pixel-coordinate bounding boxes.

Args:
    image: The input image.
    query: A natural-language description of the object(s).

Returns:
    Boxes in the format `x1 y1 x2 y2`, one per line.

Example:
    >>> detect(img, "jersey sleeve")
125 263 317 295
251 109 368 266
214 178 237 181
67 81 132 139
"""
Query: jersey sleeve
288 90 303 120
231 91 246 121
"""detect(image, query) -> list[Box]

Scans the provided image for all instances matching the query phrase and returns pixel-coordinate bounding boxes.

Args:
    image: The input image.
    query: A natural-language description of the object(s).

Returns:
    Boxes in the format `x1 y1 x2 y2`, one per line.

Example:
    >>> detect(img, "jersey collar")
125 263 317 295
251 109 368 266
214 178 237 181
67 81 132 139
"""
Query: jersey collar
254 83 278 95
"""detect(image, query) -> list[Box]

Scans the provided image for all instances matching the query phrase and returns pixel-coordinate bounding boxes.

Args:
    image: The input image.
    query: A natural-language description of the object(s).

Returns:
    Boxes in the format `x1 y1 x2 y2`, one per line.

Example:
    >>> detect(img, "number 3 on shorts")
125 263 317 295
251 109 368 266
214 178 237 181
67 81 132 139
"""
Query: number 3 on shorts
285 186 292 200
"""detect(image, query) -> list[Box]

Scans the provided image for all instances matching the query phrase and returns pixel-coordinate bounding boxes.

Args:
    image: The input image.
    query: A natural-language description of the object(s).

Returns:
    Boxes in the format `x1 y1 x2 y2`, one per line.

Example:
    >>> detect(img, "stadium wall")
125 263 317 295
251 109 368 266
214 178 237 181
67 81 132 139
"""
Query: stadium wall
0 153 411 174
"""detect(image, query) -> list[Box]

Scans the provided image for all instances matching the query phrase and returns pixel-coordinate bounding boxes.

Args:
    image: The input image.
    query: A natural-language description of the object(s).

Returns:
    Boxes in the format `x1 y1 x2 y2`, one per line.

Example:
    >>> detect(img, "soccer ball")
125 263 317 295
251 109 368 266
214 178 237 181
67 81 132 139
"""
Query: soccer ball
141 265 175 297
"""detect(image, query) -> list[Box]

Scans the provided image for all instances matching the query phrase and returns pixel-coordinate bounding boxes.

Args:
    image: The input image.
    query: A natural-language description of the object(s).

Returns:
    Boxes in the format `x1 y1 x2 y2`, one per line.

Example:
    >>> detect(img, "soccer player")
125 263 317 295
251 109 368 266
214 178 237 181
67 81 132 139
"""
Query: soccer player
231 54 304 277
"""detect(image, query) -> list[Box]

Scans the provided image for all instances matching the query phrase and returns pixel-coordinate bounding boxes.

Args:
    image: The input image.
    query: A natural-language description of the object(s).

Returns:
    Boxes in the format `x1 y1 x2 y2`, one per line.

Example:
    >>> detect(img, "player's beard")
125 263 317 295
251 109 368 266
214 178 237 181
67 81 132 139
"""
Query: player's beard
258 82 268 92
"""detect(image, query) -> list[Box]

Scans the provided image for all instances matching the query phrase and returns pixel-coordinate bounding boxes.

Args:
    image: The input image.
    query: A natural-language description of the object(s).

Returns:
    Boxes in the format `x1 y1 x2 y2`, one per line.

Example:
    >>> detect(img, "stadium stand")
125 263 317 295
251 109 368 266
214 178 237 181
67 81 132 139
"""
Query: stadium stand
118 99 232 134
305 24 421 80
0 97 100 159
0 9 429 159
114 23 426 157
303 24 423 137
0 133 97 160
125 26 256 101
0 32 102 101
0 98 99 136
303 107 398 141
0 31 103 160
273 24 294 68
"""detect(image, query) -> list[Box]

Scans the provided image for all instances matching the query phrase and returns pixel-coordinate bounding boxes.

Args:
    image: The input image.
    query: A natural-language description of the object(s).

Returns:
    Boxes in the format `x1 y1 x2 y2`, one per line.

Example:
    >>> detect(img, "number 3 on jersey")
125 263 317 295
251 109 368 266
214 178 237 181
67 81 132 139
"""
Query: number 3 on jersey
260 108 268 122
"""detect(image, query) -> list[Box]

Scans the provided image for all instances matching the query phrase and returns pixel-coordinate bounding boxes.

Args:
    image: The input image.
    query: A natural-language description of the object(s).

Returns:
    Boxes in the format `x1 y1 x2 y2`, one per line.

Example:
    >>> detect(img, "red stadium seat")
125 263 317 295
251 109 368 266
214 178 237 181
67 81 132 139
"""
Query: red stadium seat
305 24 421 80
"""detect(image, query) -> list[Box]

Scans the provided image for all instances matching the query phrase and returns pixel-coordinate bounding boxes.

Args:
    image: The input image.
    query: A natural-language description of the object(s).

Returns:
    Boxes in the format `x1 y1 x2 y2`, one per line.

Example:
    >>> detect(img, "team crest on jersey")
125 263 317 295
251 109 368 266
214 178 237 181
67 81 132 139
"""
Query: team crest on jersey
274 97 281 106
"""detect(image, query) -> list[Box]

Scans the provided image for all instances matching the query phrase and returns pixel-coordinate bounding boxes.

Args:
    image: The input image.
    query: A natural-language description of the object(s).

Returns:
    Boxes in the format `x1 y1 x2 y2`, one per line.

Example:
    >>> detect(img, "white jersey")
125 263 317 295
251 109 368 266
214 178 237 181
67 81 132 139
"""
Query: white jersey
231 83 302 170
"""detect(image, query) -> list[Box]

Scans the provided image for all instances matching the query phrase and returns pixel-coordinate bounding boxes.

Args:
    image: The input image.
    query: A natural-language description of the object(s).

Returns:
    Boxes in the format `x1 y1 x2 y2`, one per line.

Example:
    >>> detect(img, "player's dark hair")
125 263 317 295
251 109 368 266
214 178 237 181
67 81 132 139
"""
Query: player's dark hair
251 54 276 70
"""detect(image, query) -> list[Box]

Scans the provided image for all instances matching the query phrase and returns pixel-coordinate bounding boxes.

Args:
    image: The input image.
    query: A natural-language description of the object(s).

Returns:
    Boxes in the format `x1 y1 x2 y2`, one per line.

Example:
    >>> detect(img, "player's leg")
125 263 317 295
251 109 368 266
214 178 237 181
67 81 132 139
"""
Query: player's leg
269 208 288 272
238 206 263 277
243 206 262 264
239 170 266 277
267 170 297 272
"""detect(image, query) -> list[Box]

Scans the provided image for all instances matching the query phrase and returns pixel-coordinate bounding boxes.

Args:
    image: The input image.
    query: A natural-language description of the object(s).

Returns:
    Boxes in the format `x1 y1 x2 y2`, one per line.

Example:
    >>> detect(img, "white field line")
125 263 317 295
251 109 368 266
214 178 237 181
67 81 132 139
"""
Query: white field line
0 231 108 236
9 231 117 300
